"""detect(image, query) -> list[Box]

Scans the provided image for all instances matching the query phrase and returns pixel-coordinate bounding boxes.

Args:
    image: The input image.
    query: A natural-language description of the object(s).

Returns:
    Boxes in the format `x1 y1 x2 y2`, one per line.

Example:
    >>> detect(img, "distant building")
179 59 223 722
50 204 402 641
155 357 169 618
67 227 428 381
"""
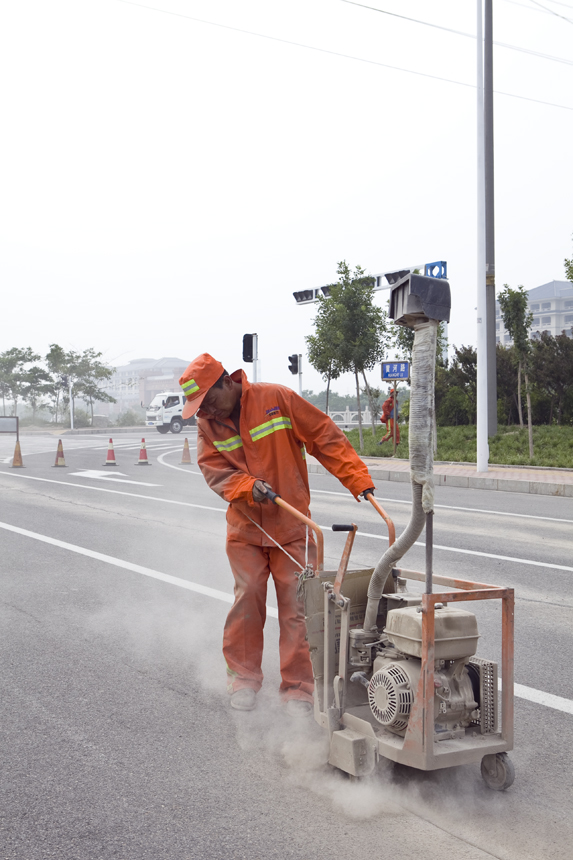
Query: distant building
496 280 573 345
101 357 189 417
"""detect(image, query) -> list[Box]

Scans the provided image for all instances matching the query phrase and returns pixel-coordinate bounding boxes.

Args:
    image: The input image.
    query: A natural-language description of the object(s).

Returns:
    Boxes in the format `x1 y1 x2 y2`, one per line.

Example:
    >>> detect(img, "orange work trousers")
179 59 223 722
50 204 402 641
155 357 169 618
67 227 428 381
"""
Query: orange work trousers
381 418 400 444
224 536 316 703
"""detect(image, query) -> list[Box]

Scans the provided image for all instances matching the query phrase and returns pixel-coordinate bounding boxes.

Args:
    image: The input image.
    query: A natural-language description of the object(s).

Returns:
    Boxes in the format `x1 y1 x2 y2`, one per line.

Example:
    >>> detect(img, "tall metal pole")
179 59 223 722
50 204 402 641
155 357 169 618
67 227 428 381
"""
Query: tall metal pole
485 0 497 437
252 334 259 383
298 354 303 396
476 0 489 472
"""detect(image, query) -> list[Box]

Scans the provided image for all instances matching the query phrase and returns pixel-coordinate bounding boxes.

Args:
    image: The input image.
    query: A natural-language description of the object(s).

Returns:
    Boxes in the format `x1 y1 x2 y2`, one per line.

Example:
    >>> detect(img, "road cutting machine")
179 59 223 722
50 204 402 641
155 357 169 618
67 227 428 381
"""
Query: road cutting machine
268 272 515 790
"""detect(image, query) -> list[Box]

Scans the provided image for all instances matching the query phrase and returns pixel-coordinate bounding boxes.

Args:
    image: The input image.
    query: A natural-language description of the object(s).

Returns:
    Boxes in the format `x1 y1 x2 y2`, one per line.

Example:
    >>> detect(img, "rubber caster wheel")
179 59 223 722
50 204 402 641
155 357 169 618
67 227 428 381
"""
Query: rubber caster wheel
481 752 515 791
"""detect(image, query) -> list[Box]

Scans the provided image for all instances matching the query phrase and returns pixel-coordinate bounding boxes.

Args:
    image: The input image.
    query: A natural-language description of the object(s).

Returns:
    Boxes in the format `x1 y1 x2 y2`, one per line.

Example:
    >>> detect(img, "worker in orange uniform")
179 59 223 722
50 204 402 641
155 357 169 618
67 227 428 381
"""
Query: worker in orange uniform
378 388 400 445
179 354 376 717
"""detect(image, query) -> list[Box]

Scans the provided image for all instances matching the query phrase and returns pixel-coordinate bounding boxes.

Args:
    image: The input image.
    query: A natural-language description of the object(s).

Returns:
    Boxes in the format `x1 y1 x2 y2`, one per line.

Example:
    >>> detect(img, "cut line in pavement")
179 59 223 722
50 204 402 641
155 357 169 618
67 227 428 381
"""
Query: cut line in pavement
1 519 571 717
1 470 572 573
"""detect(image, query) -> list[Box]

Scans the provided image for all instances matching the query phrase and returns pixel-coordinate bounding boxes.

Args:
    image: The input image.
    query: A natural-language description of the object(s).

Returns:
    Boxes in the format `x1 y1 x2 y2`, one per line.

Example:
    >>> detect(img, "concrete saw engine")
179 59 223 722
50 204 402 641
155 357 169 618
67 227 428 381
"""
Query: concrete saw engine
281 269 516 791
354 603 485 741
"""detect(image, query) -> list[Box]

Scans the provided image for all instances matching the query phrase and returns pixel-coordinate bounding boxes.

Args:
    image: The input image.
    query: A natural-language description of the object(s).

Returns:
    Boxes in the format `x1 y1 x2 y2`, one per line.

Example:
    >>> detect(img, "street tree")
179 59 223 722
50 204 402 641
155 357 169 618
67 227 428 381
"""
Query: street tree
22 365 51 419
45 344 69 423
74 348 115 424
0 347 41 415
498 284 534 457
531 331 573 425
306 298 344 414
326 261 388 451
564 234 573 283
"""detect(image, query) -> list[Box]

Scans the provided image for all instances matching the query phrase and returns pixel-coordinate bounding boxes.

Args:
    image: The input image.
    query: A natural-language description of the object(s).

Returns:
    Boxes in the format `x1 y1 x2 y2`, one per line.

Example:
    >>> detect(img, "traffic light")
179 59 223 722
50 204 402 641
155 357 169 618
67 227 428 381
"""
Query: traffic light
243 334 254 362
288 354 299 375
293 289 315 304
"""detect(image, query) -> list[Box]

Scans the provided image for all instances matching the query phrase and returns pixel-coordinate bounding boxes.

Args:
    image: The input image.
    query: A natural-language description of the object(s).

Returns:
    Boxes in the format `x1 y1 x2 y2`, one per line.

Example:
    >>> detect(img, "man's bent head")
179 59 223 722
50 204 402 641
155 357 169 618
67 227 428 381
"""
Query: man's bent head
179 353 241 420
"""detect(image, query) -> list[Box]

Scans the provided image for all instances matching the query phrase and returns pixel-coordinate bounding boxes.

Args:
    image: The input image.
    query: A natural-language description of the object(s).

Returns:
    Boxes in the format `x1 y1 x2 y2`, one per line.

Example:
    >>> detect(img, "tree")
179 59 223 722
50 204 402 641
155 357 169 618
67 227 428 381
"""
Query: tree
564 234 573 283
498 284 534 457
324 262 388 450
74 348 115 424
531 331 573 425
306 298 344 414
45 344 69 423
0 347 41 415
22 365 51 419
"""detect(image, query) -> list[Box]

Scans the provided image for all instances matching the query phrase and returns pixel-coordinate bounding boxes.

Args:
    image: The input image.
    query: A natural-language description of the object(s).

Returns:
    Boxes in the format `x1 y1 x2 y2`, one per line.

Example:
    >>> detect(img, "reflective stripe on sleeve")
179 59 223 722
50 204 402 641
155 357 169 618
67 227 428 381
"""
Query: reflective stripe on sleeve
213 435 244 452
249 416 293 441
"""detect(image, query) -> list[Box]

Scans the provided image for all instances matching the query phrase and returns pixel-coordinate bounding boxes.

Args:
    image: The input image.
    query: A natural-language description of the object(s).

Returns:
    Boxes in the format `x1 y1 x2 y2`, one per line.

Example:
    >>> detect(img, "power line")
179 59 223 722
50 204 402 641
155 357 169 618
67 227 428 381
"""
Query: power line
114 0 573 111
338 0 573 66
528 0 573 22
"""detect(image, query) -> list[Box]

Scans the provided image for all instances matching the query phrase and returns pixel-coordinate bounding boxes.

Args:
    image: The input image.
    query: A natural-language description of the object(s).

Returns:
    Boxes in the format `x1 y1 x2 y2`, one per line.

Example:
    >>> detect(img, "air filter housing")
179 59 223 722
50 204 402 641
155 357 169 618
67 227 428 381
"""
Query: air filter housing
389 272 451 327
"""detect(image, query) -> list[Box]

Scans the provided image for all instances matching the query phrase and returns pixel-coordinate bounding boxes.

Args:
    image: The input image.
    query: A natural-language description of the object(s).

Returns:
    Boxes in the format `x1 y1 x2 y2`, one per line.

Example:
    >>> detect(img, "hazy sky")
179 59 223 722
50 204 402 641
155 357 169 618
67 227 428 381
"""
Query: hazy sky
1 0 571 395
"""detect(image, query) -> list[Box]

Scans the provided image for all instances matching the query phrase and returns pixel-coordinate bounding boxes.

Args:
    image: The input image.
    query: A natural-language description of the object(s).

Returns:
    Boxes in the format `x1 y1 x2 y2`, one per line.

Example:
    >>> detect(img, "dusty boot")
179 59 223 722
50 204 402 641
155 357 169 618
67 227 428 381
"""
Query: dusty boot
230 688 256 711
285 699 312 718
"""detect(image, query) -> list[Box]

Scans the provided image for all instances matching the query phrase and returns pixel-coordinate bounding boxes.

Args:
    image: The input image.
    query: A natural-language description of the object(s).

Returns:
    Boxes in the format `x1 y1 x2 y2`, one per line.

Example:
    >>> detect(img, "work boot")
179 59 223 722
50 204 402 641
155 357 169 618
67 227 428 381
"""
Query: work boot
230 688 256 711
285 699 312 718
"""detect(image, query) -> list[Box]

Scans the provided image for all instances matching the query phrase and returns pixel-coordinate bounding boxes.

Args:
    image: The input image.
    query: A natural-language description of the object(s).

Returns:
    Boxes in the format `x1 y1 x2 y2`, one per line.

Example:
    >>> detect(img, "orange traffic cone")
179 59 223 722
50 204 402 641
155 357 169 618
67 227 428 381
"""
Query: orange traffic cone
53 439 67 467
11 440 24 468
136 438 150 465
180 437 192 465
103 438 117 466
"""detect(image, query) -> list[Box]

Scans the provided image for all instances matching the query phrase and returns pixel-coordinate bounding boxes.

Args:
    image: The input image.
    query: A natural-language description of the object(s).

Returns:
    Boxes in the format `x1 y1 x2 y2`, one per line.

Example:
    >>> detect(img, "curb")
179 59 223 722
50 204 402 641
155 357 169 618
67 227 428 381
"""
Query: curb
306 462 573 498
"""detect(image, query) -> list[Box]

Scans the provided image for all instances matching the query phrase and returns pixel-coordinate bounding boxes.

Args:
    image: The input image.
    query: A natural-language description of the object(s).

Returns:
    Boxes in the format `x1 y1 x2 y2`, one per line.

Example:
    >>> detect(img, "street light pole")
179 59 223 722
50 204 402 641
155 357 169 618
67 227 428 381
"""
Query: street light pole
476 0 488 473
485 0 497 437
298 354 302 396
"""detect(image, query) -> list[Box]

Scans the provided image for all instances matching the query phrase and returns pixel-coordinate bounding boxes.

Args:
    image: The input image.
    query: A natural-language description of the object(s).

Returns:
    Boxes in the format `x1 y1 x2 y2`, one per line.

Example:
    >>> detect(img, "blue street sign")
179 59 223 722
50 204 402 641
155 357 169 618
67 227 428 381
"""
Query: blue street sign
382 361 410 380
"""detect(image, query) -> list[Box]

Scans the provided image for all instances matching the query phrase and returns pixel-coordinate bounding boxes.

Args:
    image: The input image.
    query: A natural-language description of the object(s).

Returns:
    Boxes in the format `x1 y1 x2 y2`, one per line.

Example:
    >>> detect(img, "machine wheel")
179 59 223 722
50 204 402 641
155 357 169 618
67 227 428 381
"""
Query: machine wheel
481 753 515 791
170 419 183 434
156 426 169 434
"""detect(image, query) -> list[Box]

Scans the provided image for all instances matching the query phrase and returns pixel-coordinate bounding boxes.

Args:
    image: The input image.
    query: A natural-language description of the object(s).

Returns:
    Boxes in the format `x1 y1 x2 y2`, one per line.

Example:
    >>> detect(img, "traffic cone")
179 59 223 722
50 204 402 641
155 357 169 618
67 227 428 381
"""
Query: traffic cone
103 438 117 466
136 438 150 465
180 437 192 465
53 439 67 467
11 441 24 468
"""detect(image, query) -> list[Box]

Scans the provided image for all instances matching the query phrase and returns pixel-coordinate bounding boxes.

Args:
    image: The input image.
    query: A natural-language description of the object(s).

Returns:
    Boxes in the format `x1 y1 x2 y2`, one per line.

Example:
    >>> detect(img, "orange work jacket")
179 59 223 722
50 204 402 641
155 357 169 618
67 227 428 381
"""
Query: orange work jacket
196 370 375 545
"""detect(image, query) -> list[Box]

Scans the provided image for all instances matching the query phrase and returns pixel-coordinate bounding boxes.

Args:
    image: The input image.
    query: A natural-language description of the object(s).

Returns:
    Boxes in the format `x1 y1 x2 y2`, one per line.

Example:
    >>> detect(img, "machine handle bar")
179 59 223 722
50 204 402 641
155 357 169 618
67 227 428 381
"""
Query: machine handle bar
332 524 355 532
267 491 324 572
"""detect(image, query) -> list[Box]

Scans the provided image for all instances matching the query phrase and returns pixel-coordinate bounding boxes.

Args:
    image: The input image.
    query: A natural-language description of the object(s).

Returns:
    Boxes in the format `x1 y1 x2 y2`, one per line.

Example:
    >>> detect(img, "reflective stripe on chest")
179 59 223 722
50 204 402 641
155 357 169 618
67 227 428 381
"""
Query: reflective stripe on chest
249 415 292 441
213 435 244 452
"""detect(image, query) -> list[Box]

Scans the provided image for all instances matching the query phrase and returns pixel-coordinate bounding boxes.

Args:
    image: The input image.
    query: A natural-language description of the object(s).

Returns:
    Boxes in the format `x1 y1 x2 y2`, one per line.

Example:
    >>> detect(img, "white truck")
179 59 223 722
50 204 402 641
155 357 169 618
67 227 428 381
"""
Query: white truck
145 391 196 434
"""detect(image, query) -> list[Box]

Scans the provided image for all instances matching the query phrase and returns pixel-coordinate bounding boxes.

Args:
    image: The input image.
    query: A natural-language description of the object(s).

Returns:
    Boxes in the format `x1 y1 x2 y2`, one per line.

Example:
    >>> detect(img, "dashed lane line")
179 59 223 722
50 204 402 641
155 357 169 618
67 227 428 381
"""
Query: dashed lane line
309 488 573 525
2 519 572 716
1 470 572 573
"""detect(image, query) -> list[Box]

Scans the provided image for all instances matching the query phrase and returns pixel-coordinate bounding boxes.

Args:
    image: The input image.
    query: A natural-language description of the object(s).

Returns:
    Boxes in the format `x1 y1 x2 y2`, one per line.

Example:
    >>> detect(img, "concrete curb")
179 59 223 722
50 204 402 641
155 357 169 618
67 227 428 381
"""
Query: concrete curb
306 462 573 498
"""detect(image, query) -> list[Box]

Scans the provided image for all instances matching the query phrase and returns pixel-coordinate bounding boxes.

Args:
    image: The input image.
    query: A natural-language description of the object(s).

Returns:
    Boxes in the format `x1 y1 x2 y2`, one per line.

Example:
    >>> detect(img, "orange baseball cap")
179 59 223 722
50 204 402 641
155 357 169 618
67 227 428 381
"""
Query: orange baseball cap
179 353 225 419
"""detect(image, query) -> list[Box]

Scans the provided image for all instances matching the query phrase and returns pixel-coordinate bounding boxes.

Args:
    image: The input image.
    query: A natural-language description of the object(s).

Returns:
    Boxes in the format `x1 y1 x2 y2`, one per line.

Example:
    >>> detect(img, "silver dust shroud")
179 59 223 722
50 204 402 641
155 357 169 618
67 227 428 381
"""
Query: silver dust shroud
362 318 438 632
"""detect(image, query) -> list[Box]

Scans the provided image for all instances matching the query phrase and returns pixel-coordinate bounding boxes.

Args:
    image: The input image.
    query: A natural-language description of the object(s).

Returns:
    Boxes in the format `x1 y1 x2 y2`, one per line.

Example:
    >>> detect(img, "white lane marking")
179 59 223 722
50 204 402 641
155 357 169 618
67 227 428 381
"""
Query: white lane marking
499 680 573 716
310 488 573 525
156 449 201 474
0 471 226 512
355 530 573 573
0 520 277 618
2 518 571 714
69 470 160 487
2 470 572 573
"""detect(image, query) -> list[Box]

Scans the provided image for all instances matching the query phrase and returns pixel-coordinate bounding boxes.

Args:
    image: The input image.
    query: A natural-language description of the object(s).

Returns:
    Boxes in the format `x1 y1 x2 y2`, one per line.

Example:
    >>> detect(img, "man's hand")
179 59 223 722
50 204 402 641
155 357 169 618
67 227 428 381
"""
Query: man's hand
252 480 273 503
360 487 375 501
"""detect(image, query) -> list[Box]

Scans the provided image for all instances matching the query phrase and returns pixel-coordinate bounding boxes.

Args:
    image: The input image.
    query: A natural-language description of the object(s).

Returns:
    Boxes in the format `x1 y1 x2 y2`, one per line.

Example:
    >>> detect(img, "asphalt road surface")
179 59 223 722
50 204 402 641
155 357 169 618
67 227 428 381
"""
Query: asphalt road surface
1 432 572 860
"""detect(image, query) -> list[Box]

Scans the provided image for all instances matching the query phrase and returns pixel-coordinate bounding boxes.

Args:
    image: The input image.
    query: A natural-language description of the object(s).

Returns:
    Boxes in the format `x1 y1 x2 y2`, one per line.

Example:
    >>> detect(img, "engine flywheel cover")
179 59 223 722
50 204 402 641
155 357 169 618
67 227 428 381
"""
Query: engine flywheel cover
368 664 413 730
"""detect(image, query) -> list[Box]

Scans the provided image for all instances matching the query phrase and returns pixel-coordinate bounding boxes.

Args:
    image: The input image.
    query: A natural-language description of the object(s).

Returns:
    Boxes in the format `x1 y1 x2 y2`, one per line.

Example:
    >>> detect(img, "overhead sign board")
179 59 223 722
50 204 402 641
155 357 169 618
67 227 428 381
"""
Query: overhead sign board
382 361 410 380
